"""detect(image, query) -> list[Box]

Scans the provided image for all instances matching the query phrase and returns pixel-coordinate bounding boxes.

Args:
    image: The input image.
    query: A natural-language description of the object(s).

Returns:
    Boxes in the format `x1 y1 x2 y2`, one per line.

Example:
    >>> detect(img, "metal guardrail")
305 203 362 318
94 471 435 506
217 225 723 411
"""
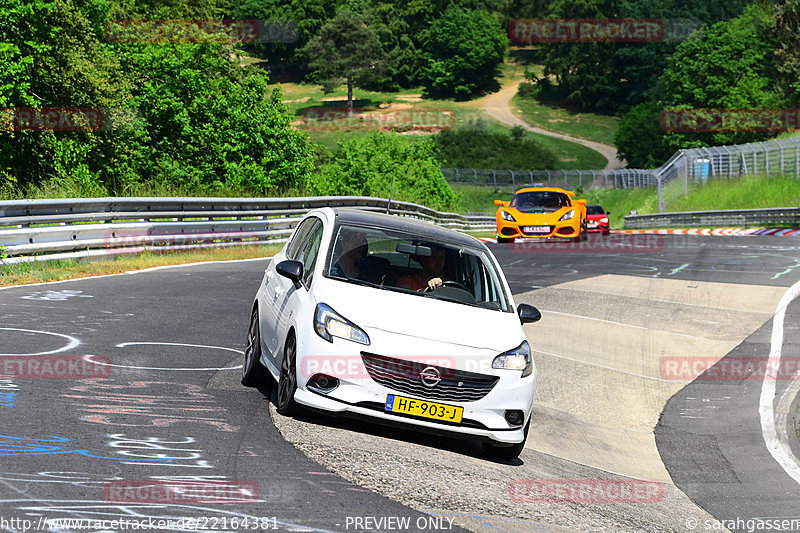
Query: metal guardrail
625 207 800 229
0 196 496 264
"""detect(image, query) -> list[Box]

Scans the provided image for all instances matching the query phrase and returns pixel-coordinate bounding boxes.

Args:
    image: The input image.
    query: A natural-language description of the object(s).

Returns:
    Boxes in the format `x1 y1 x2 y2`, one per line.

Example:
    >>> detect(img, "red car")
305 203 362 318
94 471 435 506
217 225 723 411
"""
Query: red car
586 205 610 235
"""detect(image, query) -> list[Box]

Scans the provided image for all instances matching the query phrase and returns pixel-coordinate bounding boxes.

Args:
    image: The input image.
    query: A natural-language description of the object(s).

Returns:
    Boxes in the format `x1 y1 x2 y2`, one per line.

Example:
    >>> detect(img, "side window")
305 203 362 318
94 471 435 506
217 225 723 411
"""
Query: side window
286 218 317 261
299 222 324 287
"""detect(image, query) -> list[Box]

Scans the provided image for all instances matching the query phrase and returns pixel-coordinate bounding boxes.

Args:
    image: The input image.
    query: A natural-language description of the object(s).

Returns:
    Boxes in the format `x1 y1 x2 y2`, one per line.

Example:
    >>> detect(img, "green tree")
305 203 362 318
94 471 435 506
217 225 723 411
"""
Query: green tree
232 0 342 67
614 100 670 168
616 3 784 166
310 132 457 211
422 5 507 98
114 41 315 191
301 6 385 116
773 0 800 105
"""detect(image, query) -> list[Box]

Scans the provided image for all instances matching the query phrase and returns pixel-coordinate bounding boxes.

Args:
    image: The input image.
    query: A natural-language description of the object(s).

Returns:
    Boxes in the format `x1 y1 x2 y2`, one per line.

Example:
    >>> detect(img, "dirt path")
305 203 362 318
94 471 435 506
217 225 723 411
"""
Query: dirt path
479 82 625 170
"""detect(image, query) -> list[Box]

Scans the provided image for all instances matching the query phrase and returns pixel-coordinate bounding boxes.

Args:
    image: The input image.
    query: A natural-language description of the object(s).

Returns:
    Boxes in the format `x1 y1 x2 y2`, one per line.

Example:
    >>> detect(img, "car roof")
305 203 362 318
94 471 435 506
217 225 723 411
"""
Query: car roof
514 187 575 195
329 207 481 249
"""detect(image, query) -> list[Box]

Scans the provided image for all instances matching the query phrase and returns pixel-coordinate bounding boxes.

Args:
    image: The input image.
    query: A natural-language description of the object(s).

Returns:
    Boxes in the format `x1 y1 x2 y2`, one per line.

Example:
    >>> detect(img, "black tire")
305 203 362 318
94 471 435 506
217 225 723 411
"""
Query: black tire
276 334 299 416
482 420 529 460
241 308 268 387
497 236 515 243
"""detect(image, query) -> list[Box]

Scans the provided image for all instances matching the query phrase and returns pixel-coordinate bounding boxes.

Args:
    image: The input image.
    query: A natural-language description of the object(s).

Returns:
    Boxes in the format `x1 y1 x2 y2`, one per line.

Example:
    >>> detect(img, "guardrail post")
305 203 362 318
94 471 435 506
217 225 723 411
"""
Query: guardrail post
492 169 497 187
545 170 551 186
472 168 477 186
510 170 515 190
454 168 459 184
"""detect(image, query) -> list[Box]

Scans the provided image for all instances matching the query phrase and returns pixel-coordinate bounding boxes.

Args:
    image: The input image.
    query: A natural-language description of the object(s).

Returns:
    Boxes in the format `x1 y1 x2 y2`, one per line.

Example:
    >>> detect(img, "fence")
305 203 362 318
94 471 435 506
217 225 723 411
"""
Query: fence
625 207 800 229
441 167 657 191
0 196 496 264
443 136 800 212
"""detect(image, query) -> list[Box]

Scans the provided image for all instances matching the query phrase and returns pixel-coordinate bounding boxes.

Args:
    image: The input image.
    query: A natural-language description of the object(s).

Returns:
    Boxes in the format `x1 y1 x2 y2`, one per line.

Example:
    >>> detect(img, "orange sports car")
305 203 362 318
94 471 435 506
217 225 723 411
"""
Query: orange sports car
494 187 588 243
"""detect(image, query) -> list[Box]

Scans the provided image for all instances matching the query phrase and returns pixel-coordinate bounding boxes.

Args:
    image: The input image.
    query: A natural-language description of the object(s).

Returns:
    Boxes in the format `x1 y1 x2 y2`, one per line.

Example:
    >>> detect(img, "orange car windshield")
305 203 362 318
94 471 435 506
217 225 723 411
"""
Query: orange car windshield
510 191 570 213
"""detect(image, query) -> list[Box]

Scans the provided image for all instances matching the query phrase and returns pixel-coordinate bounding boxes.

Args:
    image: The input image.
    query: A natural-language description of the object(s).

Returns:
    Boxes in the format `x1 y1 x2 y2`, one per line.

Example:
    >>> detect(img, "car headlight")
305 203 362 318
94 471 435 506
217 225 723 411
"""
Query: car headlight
600 217 609 223
492 340 533 377
500 210 516 222
559 209 575 221
314 303 370 345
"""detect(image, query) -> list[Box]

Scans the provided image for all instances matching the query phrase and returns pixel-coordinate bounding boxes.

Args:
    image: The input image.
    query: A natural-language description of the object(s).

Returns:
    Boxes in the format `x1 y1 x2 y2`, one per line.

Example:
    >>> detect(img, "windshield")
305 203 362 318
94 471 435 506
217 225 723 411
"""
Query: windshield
587 205 606 215
511 191 571 213
325 224 511 312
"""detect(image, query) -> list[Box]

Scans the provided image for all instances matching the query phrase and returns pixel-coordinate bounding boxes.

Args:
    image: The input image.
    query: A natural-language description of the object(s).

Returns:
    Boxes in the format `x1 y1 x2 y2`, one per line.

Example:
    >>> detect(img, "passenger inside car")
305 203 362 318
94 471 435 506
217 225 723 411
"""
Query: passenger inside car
396 243 449 291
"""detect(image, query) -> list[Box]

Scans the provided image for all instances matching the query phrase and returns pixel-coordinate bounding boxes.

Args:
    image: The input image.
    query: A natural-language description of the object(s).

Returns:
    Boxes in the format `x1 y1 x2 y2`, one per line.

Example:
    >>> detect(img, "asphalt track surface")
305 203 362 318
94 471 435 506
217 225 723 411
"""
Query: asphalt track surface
0 233 799 533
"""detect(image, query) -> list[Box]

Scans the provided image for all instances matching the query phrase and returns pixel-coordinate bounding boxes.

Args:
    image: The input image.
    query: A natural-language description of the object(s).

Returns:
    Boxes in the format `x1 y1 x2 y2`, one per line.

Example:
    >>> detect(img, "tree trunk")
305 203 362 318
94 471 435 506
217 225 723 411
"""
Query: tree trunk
347 79 354 117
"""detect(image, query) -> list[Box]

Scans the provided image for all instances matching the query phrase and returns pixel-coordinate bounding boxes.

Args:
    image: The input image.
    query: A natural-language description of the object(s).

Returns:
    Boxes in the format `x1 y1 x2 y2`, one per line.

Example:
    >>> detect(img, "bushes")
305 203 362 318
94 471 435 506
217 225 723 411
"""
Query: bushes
432 120 557 170
309 132 457 212
421 5 507 98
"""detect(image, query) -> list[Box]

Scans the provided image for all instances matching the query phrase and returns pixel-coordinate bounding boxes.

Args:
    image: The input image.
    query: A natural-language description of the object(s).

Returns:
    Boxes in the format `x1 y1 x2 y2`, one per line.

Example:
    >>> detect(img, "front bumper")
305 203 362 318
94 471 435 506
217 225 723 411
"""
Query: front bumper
291 328 536 444
497 218 581 239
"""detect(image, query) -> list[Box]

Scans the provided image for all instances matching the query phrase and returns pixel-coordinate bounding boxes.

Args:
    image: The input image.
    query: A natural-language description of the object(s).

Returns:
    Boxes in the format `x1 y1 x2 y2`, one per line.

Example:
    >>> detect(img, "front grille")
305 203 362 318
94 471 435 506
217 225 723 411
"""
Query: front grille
360 352 499 402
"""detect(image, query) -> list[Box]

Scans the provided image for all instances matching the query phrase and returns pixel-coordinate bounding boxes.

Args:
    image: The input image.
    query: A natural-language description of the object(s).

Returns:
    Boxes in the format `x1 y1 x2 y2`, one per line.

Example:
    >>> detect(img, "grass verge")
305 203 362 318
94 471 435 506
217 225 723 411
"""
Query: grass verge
668 176 800 212
511 95 619 147
0 245 280 287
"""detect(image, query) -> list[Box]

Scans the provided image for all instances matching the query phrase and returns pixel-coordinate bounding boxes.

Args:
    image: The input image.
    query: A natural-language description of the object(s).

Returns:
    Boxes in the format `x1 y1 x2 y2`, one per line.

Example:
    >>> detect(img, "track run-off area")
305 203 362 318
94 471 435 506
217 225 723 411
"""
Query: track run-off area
1 232 799 533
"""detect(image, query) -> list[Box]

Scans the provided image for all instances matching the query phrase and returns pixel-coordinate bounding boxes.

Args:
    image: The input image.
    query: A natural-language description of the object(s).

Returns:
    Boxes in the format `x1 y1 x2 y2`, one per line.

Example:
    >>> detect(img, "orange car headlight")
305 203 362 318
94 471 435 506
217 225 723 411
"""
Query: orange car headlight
500 210 516 222
558 209 575 221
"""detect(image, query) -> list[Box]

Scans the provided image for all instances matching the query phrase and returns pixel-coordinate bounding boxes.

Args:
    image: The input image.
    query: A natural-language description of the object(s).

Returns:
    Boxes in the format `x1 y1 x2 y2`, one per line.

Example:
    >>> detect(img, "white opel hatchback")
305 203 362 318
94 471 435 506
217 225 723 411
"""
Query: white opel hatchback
242 207 541 459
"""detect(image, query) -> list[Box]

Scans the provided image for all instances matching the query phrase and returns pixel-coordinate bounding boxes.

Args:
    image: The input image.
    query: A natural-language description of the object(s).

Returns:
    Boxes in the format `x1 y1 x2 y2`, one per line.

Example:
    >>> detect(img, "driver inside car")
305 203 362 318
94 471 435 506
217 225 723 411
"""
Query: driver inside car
396 243 448 291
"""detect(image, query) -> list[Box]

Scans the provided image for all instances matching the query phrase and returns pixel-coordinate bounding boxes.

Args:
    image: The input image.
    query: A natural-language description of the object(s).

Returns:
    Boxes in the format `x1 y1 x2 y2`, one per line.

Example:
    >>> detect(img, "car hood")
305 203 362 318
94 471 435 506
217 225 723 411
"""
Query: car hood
587 214 607 220
316 279 523 352
506 205 573 222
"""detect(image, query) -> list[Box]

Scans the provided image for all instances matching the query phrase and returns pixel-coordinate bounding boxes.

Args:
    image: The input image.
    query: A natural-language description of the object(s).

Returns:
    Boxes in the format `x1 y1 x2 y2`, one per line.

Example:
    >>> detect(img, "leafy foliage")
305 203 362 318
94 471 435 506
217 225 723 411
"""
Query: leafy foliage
300 7 385 113
772 0 800 105
616 3 786 166
433 120 557 170
0 0 315 196
309 132 458 211
422 5 507 98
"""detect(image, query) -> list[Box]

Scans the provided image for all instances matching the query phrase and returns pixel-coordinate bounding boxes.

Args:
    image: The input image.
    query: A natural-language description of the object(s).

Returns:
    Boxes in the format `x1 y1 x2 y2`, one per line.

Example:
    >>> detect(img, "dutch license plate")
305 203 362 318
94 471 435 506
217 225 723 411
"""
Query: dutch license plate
523 226 550 233
385 394 463 423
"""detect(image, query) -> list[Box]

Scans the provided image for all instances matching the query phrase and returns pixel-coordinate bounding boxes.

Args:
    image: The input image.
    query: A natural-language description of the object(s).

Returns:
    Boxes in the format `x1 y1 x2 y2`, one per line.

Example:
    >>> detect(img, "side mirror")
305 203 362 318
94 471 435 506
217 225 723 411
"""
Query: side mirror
517 303 541 324
578 199 587 205
606 211 611 216
494 199 504 206
276 260 303 289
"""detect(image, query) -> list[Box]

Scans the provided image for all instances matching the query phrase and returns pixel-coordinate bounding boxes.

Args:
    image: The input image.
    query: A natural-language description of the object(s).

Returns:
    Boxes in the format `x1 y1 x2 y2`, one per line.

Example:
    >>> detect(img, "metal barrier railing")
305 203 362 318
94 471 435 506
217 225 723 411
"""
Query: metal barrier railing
625 207 800 229
0 196 496 264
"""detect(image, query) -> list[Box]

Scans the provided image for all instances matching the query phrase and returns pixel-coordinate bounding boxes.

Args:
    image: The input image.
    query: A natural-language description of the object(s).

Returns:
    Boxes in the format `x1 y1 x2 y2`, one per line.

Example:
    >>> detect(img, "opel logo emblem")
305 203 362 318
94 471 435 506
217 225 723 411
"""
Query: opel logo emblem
420 366 441 388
